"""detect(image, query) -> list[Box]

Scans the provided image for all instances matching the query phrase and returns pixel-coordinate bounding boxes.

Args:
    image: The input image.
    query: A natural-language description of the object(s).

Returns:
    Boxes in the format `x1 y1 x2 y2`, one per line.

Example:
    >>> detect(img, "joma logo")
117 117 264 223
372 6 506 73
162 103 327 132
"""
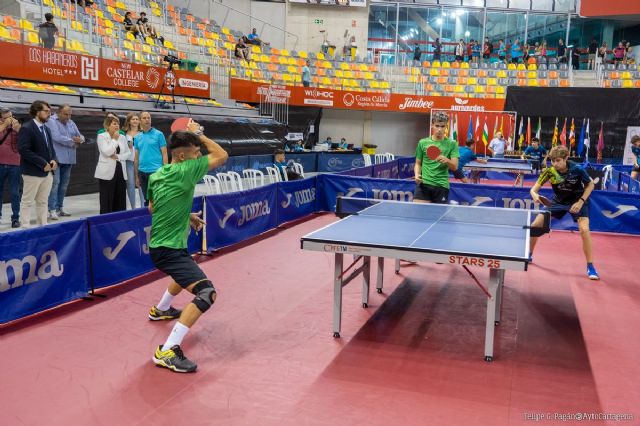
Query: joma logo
0 251 64 292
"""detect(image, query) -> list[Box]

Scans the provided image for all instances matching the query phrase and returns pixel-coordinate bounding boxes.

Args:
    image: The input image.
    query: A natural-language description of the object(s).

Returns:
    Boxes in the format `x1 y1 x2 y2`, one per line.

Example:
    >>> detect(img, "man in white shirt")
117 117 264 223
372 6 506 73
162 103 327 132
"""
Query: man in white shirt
488 132 507 158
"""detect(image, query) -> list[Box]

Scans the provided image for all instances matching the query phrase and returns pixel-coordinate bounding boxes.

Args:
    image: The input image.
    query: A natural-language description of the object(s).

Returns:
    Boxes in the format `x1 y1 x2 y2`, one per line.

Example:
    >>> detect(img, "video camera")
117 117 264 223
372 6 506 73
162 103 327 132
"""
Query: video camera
164 55 182 66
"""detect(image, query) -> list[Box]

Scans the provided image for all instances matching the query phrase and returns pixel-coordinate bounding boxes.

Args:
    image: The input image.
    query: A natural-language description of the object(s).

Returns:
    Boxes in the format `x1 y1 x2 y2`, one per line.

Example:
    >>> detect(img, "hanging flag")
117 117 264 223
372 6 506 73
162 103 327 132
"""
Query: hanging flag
500 115 504 135
551 117 559 147
577 118 585 157
583 119 591 160
467 115 473 142
475 115 481 142
517 116 524 150
596 121 604 164
526 116 531 146
482 117 489 147
452 114 458 141
493 115 499 139
535 117 541 139
569 118 576 149
560 118 567 146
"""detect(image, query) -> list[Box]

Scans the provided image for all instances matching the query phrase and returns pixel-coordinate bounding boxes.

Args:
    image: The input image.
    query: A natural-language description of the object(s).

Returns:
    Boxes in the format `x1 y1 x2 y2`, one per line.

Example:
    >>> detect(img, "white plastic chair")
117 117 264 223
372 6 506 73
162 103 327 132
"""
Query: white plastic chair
601 165 613 189
217 171 244 193
291 162 304 178
384 152 395 162
374 153 386 164
242 169 265 189
266 166 283 183
362 154 372 166
203 175 222 195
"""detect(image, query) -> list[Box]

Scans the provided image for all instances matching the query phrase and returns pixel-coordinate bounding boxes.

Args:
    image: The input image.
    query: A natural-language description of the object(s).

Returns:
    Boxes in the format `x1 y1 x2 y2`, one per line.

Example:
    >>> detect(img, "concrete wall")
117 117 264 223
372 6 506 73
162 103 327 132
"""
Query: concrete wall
319 109 428 157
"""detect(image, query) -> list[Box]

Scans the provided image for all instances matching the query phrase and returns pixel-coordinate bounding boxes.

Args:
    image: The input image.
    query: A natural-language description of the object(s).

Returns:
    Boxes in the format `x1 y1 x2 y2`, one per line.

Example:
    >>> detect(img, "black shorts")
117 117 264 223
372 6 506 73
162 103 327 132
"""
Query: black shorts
545 200 590 222
150 246 210 289
452 169 466 180
414 183 449 204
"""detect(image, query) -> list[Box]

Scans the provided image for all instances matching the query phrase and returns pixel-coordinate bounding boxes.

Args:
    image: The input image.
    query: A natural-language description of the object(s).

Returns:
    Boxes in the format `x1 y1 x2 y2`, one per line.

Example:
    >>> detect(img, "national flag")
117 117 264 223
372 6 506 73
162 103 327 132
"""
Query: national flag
535 117 541 139
526 116 531 146
467 115 473 142
499 115 504 135
451 114 458 141
517 116 524 150
577 118 585 157
482 117 489 146
475 115 480 142
569 118 575 149
551 117 559 147
583 119 591 160
560 118 567 146
596 121 604 163
493 115 499 139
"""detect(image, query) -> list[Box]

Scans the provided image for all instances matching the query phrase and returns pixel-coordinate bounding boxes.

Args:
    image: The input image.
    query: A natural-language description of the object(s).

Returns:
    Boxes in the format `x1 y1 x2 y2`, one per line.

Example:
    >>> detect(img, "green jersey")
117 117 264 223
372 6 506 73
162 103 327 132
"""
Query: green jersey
415 137 459 189
148 156 209 249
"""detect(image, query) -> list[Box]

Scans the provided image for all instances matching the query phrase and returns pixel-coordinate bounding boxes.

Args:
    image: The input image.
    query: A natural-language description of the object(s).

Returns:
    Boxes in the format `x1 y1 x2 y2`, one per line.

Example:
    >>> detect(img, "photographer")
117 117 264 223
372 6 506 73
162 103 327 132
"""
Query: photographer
0 107 22 228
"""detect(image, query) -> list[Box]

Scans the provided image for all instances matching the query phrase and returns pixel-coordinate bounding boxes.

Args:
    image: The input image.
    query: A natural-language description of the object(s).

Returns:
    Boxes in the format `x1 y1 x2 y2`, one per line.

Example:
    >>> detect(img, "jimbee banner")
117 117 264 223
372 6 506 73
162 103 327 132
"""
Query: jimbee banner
277 178 318 225
204 185 278 250
0 221 88 324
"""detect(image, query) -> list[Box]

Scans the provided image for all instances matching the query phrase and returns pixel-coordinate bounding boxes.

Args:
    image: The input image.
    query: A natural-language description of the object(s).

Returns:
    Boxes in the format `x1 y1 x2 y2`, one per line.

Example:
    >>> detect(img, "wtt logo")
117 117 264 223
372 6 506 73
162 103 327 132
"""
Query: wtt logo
281 188 316 208
81 56 99 81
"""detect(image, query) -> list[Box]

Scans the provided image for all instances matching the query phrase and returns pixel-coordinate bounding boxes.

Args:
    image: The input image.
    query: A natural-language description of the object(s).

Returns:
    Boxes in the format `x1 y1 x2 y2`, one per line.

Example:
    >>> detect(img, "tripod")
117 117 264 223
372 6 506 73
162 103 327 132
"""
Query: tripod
154 62 177 109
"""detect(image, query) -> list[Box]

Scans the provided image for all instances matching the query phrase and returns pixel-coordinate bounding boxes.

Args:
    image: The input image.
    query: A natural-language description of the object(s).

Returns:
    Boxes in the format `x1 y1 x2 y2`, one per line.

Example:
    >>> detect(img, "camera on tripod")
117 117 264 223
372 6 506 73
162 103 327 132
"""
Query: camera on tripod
164 55 182 66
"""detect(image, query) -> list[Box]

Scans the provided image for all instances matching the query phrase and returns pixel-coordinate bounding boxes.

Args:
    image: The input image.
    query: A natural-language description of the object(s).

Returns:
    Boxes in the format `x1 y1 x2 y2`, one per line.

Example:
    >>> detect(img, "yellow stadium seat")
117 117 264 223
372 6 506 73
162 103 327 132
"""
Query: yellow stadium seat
429 68 439 76
19 19 34 31
475 85 484 93
123 40 134 50
370 80 380 89
298 50 308 59
431 61 441 68
340 62 349 70
528 79 538 86
527 64 537 71
116 1 126 10
527 71 537 79
517 63 526 70
280 49 290 56
0 26 11 40
496 86 506 94
622 71 631 79
460 62 470 69
316 52 325 60
454 85 464 93
467 77 477 85
487 78 497 86
380 81 390 89
335 70 344 78
26 31 39 44
507 63 516 70
622 80 633 88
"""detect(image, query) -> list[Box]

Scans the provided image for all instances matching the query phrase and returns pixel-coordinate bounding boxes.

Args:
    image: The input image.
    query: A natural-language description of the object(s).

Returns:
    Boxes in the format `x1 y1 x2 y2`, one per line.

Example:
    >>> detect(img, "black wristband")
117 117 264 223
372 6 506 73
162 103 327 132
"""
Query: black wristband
580 197 586 202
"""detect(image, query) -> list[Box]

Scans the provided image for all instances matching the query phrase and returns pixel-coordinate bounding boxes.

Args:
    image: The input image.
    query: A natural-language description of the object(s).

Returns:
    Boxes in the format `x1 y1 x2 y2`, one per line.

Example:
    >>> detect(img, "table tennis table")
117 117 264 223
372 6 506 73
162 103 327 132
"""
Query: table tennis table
464 158 535 187
301 197 549 362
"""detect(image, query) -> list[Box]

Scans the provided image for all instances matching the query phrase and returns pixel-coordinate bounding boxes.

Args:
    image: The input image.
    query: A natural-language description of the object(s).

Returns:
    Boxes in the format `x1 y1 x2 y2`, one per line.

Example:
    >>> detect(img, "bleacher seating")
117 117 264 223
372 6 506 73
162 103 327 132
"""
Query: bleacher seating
601 63 640 88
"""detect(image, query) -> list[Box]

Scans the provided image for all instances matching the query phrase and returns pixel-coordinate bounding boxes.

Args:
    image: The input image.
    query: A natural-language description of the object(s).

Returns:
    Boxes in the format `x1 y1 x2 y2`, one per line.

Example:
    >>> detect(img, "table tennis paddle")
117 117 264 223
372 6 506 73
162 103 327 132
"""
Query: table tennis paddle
537 195 552 207
171 117 203 133
426 145 441 160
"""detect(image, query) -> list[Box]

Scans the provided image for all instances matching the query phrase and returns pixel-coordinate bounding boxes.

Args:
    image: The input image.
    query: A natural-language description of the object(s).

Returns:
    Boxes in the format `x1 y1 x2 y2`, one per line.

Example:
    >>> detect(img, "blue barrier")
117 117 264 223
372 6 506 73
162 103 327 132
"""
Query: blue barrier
248 154 275 172
317 152 366 173
3 161 639 325
0 220 89 324
285 152 318 173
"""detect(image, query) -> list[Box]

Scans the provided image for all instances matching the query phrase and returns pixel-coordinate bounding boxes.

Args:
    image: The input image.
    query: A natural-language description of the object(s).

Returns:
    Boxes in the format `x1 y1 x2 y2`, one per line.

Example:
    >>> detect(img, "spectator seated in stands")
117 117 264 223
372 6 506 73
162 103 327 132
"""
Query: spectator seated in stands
246 28 269 47
137 12 157 39
338 137 348 150
235 36 249 60
123 12 140 38
70 0 94 6
292 140 305 152
38 13 58 50
273 149 302 181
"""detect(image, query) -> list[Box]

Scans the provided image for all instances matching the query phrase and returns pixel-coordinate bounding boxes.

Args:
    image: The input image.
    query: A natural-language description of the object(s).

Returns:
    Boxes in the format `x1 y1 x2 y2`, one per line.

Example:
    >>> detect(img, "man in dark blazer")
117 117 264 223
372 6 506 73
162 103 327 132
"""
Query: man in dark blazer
18 100 58 227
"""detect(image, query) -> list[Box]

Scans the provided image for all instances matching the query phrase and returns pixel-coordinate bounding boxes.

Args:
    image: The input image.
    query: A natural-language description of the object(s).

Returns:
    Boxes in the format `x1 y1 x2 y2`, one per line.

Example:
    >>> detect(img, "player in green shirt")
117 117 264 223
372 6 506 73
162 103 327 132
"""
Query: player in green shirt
414 111 459 203
147 119 228 373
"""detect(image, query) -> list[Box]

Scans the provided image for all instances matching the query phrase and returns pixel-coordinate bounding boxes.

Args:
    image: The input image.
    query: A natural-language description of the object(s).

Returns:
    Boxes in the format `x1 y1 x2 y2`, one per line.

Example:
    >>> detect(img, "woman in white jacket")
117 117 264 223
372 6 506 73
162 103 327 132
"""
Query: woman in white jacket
95 115 130 213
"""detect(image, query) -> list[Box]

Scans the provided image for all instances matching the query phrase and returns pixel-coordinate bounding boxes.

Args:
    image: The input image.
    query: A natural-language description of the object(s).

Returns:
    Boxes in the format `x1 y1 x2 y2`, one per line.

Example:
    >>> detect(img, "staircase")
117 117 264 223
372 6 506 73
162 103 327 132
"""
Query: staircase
572 70 600 88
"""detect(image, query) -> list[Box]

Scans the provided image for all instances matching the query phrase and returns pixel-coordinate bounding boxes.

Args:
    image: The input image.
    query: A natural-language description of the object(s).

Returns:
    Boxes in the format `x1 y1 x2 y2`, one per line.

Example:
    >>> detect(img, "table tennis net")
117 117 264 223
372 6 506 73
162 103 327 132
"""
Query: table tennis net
336 197 530 228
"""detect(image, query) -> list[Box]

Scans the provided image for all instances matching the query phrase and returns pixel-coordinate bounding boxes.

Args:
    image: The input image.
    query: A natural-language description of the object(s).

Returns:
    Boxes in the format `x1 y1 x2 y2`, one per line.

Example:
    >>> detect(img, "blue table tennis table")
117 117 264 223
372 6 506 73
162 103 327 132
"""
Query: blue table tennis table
464 158 535 187
301 197 544 362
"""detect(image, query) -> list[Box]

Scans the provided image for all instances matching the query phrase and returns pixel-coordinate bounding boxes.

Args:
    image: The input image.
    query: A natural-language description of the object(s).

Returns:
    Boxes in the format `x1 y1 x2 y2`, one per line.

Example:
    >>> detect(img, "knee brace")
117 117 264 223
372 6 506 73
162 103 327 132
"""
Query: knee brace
192 280 217 313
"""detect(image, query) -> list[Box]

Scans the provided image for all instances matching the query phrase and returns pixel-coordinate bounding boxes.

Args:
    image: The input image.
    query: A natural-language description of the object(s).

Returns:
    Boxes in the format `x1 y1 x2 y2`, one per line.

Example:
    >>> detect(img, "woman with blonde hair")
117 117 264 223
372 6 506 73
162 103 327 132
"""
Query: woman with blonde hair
123 112 141 209
95 115 130 213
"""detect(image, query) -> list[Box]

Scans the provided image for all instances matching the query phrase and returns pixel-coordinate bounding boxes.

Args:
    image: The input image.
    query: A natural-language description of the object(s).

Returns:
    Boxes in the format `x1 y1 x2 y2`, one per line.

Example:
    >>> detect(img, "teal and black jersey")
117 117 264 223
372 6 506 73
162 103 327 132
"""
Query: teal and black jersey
537 161 591 205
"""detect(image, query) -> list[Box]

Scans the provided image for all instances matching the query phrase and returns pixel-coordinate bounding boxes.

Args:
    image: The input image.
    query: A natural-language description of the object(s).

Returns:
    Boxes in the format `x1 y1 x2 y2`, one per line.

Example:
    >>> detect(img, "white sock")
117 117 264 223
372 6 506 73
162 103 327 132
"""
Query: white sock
162 322 190 351
156 290 174 311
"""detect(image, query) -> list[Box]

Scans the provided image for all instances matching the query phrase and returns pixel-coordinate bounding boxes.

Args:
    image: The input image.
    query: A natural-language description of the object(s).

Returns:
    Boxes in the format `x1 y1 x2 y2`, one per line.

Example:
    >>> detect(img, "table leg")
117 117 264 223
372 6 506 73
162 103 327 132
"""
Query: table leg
376 257 384 294
484 268 500 362
394 258 400 274
494 269 505 325
362 256 371 308
333 253 343 338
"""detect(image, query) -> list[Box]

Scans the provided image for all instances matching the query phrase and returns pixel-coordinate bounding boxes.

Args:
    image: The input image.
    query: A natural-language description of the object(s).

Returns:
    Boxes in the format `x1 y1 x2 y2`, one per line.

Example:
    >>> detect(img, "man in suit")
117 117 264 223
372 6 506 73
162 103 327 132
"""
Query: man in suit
18 100 58 227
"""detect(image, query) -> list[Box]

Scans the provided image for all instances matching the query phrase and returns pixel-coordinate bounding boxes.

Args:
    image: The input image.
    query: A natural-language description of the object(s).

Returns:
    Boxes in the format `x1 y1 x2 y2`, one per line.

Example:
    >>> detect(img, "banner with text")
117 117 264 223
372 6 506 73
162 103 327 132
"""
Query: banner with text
277 178 318 225
0 221 89 324
230 79 506 113
0 41 209 97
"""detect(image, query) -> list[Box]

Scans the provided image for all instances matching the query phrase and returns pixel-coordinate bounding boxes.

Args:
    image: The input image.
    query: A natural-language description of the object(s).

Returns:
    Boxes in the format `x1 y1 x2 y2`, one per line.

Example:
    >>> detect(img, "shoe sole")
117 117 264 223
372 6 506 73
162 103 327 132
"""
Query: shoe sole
588 275 600 280
152 356 197 373
148 314 181 321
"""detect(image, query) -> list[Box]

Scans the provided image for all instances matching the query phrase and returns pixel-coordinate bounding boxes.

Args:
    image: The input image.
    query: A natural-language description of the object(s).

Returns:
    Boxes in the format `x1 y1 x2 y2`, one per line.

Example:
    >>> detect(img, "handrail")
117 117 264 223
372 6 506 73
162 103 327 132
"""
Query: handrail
210 0 299 51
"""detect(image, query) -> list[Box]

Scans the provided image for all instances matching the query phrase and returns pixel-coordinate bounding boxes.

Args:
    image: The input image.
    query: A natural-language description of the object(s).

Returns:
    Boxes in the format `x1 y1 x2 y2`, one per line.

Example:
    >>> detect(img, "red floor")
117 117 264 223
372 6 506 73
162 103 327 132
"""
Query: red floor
2 214 639 426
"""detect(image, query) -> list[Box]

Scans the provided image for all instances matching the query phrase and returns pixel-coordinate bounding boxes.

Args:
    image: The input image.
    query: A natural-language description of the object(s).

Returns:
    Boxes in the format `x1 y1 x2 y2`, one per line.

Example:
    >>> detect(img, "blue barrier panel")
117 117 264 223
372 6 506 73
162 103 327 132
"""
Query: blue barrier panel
87 208 155 289
276 177 317 225
187 196 205 253
211 156 250 174
204 185 278 250
397 157 415 179
285 152 318 173
317 152 366 173
0 220 89 324
318 174 640 234
248 154 275 171
372 161 399 179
